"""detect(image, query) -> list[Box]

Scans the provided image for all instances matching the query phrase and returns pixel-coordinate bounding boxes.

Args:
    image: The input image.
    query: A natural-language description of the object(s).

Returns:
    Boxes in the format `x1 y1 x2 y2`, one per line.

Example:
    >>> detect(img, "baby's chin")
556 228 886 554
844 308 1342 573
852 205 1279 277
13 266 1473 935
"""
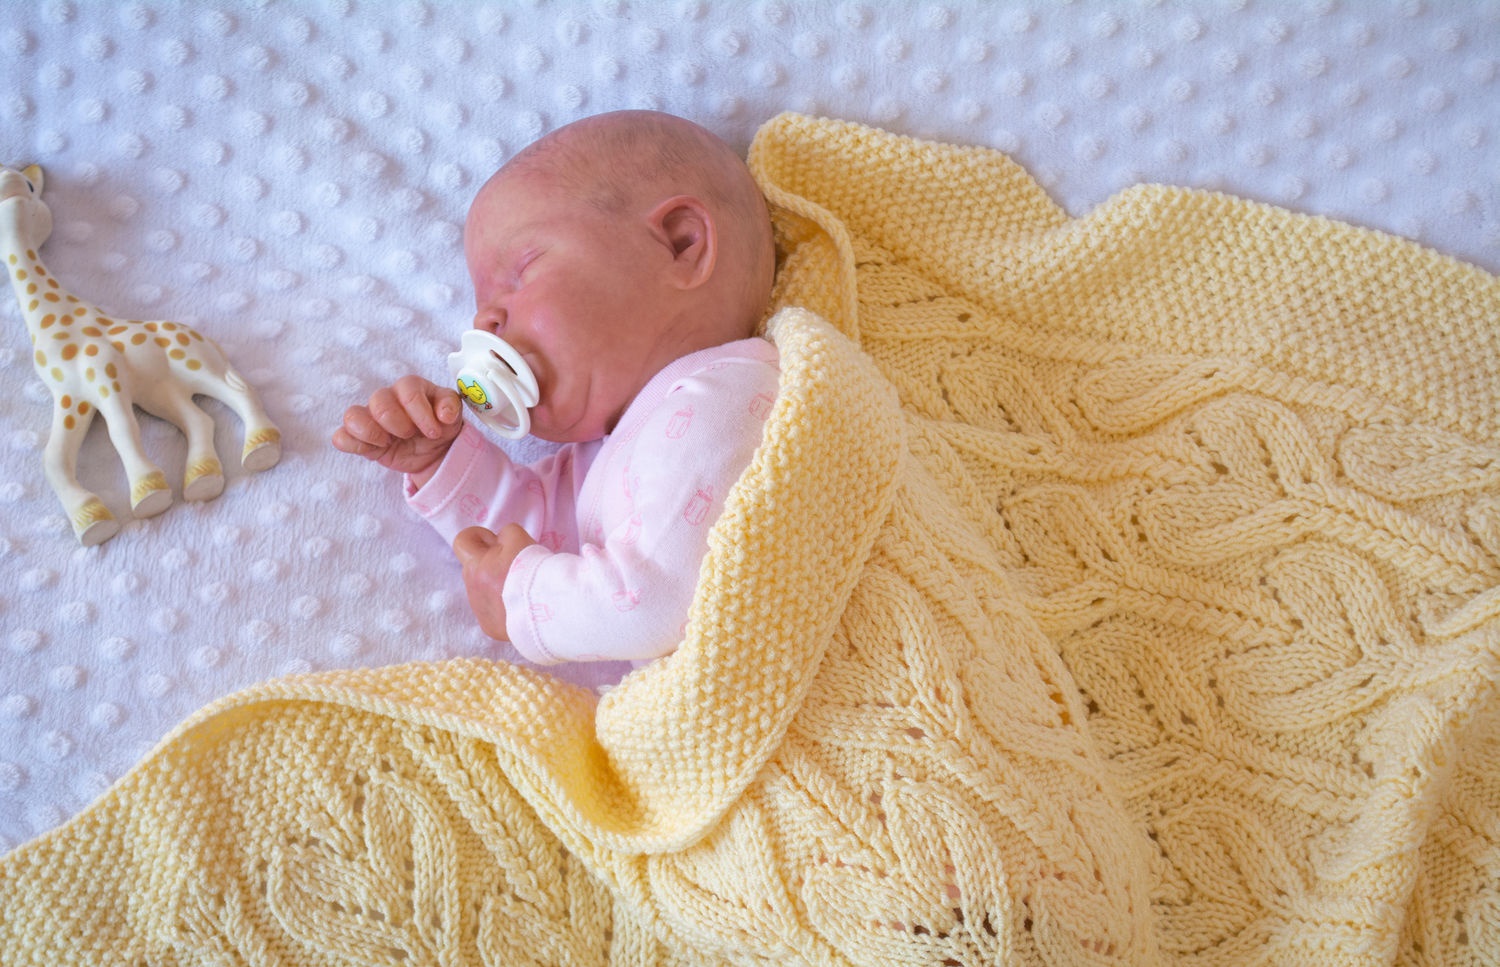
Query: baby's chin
526 409 609 445
528 390 636 443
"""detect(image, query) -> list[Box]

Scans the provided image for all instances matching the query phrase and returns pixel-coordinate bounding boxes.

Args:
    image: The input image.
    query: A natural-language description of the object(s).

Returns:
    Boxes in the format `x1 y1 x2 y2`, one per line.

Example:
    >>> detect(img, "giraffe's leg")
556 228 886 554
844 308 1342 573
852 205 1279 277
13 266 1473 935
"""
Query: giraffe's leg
95 393 172 518
203 367 281 473
40 403 120 546
150 388 225 502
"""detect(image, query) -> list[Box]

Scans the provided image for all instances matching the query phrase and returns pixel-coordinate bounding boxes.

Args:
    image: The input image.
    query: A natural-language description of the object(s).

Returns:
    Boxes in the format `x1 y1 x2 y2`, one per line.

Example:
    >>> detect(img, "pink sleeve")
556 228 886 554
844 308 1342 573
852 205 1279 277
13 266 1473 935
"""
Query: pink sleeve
404 422 592 550
501 352 780 665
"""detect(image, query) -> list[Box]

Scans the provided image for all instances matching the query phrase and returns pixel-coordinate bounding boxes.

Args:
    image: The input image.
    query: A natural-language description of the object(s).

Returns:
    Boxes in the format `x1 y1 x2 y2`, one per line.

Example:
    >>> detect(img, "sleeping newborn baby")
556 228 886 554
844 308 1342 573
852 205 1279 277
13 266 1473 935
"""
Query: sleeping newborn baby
334 110 779 664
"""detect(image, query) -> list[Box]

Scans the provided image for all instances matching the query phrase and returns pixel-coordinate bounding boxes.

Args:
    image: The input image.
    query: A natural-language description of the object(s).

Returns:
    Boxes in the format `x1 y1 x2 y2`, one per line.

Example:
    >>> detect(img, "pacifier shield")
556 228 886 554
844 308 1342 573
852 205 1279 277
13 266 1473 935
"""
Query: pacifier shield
447 330 539 439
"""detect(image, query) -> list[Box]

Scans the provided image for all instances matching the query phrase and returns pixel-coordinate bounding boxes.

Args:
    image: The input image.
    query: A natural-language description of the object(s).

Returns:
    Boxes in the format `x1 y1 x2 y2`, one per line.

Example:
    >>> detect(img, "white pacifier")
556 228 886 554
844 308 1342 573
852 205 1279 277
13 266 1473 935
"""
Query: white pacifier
448 329 539 439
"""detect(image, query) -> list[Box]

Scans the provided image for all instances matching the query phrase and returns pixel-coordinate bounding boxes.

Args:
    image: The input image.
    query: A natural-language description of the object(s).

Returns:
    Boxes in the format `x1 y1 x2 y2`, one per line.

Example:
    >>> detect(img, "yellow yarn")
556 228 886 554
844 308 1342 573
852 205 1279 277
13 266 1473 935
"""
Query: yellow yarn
3 113 1498 965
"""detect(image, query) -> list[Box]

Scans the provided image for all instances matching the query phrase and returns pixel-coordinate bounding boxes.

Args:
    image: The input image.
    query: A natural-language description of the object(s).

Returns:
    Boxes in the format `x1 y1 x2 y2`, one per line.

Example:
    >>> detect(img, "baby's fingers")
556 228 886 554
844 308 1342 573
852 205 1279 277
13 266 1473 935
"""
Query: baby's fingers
331 425 368 456
334 404 394 453
393 376 462 440
432 389 464 427
365 384 424 440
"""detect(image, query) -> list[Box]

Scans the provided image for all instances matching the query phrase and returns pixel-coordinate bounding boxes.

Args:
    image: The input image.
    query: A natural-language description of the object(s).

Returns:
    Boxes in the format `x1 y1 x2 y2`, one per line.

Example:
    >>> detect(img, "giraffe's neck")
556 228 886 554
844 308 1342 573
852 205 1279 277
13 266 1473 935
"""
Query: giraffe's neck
2 221 70 336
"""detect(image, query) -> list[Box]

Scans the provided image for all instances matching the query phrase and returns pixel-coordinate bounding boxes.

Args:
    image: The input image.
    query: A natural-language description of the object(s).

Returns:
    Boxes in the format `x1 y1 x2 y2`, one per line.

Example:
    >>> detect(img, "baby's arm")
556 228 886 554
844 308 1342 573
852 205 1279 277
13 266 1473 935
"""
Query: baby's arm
405 426 596 547
502 350 779 664
333 375 464 486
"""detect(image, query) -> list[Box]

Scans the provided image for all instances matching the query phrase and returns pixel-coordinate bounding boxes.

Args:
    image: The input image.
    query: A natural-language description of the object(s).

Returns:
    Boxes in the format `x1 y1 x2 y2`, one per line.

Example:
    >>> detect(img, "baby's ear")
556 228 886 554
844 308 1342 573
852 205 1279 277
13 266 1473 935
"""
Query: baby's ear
648 195 716 290
23 164 44 193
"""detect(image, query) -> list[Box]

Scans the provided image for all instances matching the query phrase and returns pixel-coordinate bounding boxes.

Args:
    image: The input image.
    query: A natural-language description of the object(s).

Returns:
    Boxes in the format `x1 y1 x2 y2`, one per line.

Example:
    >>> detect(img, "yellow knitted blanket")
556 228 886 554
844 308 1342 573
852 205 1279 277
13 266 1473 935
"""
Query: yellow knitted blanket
4 112 1499 965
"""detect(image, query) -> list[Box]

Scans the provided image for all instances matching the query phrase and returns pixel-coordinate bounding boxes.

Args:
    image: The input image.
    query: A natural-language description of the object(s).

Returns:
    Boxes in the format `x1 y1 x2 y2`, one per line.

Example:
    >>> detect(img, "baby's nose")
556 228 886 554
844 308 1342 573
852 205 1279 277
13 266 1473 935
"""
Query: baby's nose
474 306 506 333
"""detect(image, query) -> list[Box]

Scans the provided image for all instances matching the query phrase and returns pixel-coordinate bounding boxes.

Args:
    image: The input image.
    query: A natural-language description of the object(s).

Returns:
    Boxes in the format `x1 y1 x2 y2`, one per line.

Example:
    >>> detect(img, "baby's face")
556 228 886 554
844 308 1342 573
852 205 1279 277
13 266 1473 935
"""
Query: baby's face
463 170 680 443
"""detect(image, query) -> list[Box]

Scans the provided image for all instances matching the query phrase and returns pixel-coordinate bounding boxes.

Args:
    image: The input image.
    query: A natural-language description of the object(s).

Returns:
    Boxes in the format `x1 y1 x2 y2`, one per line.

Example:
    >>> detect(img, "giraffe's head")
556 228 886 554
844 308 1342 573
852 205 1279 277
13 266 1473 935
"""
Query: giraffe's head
0 164 53 248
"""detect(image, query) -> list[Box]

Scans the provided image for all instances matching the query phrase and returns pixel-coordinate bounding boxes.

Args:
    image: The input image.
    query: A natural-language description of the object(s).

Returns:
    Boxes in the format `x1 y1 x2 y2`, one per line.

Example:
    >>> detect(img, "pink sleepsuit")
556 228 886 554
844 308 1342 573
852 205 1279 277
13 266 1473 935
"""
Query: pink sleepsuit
406 337 780 664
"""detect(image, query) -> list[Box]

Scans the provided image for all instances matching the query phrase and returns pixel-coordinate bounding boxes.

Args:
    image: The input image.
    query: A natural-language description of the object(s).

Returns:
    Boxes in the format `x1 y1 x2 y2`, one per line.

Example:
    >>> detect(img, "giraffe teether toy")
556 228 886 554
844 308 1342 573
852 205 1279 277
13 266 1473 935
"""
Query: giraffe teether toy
1 164 281 545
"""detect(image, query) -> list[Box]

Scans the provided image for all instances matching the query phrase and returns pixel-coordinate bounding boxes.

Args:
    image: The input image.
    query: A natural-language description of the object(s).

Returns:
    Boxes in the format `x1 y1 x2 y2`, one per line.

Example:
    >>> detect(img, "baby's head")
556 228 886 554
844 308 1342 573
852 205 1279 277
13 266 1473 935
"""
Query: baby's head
463 111 776 443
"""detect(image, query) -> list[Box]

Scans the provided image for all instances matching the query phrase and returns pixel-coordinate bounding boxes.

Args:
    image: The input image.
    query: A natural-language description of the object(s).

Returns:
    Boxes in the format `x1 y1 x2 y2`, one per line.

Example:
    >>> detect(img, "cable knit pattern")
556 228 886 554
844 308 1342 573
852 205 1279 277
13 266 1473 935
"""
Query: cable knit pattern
3 113 1499 965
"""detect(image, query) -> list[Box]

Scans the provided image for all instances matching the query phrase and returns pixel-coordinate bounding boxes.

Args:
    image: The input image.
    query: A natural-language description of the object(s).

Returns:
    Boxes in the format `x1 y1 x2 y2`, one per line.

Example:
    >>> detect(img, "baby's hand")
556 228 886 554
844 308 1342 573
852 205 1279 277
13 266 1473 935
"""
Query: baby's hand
333 375 464 483
453 523 537 641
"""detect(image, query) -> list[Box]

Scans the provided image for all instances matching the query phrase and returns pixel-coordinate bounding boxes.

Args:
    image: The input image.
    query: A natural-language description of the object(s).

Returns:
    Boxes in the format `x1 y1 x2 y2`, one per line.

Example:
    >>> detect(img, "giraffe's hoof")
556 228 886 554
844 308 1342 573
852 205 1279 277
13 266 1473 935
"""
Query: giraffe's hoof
184 457 225 502
131 471 173 518
242 426 282 473
73 499 120 546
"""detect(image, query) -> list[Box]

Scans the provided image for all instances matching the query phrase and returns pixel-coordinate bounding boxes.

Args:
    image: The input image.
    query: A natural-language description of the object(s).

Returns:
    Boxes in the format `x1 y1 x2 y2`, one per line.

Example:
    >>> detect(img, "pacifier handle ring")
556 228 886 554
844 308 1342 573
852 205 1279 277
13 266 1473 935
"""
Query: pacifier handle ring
479 335 538 400
481 374 531 438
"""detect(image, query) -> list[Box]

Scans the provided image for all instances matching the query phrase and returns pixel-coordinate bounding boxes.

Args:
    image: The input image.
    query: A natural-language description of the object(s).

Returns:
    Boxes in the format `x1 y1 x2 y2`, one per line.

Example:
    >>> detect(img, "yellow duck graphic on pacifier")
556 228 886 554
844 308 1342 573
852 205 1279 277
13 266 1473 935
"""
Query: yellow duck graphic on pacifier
457 376 492 410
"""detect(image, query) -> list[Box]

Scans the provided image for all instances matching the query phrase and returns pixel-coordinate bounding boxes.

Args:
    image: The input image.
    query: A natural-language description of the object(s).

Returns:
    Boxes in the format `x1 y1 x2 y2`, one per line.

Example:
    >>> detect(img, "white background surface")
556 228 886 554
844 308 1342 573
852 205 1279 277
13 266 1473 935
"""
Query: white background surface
2 0 1497 849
